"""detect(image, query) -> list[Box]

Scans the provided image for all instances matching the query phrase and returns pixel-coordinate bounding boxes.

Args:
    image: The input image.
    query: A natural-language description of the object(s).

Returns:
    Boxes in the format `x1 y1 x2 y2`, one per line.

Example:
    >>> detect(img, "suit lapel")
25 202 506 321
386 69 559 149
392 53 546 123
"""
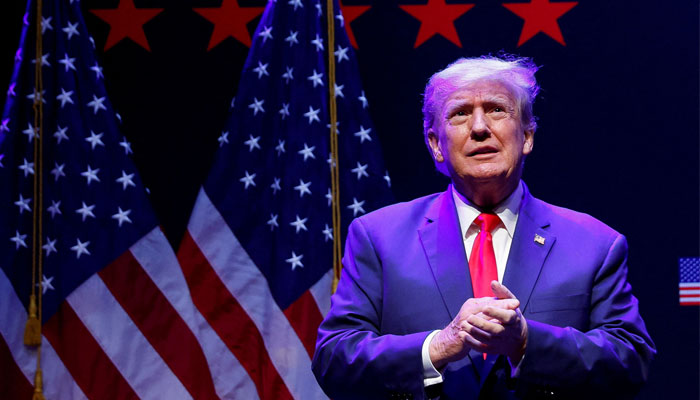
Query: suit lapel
502 185 555 313
417 187 473 321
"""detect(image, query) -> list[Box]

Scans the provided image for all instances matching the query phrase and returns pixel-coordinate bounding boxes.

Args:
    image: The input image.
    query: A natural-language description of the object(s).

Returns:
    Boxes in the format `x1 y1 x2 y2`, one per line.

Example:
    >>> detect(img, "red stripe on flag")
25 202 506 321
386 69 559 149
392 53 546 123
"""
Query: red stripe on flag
98 250 219 400
178 231 294 400
283 290 324 358
0 333 33 399
43 301 139 400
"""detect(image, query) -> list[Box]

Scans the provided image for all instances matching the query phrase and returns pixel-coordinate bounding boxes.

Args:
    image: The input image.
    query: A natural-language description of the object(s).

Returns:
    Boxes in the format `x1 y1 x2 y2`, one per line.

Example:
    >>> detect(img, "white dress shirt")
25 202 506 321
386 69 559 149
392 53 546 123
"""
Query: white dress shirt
422 182 524 386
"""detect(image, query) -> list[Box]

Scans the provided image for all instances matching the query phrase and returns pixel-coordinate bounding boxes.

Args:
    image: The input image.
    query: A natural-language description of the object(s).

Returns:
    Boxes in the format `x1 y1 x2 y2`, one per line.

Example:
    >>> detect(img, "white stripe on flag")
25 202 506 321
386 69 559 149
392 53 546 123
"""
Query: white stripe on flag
0 268 88 400
680 290 700 295
189 188 328 400
309 270 333 317
679 283 700 288
680 297 700 302
131 227 260 400
67 274 192 399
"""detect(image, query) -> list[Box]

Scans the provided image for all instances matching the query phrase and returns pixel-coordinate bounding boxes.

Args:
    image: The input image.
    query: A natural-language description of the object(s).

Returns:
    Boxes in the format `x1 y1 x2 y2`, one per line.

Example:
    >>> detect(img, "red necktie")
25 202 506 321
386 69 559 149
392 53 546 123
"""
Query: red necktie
469 213 501 299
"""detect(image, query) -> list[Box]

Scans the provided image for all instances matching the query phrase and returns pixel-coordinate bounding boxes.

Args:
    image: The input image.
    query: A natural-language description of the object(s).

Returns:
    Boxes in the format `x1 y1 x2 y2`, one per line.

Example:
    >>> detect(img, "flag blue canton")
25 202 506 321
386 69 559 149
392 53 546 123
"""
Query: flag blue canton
203 0 393 310
679 257 700 283
0 0 157 323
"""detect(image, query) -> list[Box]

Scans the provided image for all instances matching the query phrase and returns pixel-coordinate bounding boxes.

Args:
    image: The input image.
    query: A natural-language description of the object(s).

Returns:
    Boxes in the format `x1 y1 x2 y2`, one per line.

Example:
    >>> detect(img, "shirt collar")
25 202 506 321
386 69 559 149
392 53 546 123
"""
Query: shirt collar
451 181 523 239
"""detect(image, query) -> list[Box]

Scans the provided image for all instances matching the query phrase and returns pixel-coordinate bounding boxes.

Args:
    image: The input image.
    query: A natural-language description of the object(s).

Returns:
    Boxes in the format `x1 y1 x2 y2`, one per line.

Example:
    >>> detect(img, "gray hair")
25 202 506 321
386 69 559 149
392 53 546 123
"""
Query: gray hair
422 55 540 150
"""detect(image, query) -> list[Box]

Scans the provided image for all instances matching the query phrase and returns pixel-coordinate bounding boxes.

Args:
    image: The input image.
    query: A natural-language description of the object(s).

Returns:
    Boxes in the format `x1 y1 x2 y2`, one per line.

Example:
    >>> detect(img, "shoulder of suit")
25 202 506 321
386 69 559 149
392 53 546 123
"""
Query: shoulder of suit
352 191 444 227
527 195 622 240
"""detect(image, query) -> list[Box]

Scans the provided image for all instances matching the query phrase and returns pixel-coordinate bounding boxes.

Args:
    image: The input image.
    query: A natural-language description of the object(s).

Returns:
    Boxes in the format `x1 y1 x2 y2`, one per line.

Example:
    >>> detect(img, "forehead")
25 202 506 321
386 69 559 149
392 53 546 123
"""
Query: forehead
442 80 517 107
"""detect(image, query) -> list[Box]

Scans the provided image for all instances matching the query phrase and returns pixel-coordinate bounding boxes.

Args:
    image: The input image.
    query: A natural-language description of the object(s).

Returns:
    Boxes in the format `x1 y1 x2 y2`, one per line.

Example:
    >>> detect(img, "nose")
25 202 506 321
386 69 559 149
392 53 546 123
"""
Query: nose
470 109 489 140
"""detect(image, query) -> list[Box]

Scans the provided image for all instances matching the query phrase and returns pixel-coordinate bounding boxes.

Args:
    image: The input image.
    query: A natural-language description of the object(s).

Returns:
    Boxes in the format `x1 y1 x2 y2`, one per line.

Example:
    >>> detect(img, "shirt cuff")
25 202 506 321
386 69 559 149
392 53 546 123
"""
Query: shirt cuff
421 330 444 386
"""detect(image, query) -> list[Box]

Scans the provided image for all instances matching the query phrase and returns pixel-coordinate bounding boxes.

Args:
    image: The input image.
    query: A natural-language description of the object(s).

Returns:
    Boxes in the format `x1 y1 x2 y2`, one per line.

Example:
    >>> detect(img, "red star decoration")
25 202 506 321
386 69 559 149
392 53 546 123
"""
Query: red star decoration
90 0 163 52
194 0 265 50
339 1 371 49
503 0 578 46
399 0 474 48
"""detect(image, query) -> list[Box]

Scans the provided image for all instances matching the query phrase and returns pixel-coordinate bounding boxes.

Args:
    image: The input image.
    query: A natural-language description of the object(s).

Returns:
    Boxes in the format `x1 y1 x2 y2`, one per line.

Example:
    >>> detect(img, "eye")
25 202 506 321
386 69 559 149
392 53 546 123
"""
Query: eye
492 106 504 113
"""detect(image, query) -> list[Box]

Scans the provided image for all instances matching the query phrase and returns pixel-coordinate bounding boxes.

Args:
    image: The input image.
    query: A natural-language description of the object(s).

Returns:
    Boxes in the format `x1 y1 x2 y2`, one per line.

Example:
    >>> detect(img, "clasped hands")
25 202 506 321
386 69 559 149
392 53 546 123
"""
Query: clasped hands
429 281 528 369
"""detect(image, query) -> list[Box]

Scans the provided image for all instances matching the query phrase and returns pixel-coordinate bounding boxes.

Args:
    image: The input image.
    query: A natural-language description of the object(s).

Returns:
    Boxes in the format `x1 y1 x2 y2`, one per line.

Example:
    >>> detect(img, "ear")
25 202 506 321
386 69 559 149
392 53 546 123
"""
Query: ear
427 129 444 162
522 129 534 155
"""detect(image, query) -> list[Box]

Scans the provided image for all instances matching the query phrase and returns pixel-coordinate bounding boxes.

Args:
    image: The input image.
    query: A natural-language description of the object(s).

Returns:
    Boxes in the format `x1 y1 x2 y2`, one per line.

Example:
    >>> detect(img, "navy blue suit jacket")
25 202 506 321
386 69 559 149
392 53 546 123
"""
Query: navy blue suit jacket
312 184 655 399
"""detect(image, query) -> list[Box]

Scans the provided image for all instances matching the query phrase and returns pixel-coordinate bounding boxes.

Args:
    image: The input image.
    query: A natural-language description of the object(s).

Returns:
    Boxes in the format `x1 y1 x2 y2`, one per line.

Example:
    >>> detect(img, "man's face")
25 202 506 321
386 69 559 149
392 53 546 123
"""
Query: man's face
428 80 534 203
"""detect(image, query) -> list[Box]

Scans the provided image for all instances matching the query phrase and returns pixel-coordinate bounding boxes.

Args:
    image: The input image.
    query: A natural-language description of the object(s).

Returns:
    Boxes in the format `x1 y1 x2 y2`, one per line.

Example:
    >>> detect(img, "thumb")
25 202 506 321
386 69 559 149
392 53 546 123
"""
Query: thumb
491 281 517 300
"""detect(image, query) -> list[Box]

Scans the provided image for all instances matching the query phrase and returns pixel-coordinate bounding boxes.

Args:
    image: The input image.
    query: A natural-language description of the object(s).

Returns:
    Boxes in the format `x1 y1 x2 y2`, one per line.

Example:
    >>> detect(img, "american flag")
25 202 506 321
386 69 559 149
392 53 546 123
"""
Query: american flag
679 257 700 306
0 1 221 398
176 0 393 398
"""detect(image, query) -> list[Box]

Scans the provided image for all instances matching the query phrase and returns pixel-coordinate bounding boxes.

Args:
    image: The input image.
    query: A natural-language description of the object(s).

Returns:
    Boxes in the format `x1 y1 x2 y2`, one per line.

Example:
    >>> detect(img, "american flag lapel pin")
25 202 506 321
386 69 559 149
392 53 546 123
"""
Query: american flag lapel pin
534 234 545 245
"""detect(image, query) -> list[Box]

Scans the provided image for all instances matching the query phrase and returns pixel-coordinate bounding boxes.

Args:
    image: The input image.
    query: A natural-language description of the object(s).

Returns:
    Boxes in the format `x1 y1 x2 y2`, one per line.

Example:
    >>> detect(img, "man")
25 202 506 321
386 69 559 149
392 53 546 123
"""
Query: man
311 56 655 399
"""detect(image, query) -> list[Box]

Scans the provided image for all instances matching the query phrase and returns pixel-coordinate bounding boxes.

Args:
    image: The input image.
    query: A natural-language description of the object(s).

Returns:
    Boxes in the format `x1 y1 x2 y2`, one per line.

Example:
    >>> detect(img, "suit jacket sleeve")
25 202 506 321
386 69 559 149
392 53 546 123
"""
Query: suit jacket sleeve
516 233 655 398
312 217 432 400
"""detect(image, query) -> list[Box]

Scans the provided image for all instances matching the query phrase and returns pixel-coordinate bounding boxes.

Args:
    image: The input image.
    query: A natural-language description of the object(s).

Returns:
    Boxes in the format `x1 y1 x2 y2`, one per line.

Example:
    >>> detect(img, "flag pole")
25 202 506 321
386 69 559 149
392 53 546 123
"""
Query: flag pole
25 0 46 397
326 0 342 293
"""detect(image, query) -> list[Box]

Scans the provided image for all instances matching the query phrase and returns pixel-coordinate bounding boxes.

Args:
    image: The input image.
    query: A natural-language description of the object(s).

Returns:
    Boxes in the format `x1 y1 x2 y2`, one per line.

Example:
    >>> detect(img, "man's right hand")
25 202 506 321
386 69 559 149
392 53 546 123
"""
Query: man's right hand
429 295 520 369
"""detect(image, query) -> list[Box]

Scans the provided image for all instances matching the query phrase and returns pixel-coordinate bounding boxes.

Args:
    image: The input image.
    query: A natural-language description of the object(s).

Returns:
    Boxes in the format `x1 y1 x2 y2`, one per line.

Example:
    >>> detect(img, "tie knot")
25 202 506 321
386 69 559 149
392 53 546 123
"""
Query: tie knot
474 213 501 233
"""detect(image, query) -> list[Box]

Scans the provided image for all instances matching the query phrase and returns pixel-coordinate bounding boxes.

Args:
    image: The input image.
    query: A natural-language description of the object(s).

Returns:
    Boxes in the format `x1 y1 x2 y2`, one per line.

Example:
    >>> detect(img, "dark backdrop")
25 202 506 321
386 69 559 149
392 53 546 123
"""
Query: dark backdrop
2 0 698 398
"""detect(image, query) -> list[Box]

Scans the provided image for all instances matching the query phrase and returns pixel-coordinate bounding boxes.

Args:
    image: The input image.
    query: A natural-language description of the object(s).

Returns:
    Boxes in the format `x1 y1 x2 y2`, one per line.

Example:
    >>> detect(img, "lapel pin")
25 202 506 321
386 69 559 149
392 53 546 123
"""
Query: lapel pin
534 234 545 245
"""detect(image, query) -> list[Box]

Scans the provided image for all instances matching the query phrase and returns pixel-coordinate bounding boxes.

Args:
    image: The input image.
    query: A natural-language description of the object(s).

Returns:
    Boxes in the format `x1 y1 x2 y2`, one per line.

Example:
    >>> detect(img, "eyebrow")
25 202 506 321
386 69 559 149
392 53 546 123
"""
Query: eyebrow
443 95 515 115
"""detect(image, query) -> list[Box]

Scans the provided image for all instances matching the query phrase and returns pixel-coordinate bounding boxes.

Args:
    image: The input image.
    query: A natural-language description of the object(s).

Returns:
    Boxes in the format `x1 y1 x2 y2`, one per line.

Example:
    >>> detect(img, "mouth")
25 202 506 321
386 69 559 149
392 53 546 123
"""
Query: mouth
467 146 499 157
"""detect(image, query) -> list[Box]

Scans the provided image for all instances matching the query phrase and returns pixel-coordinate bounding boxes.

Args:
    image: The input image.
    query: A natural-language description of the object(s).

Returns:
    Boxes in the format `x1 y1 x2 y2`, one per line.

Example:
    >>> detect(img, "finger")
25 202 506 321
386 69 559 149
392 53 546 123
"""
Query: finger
491 281 516 300
488 298 520 310
482 306 518 325
457 330 488 351
465 315 505 338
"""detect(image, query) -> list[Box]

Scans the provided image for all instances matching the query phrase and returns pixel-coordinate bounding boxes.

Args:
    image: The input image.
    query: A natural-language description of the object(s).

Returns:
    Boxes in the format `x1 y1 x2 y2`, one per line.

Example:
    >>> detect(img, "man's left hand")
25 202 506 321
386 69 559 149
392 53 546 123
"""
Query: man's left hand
462 281 528 363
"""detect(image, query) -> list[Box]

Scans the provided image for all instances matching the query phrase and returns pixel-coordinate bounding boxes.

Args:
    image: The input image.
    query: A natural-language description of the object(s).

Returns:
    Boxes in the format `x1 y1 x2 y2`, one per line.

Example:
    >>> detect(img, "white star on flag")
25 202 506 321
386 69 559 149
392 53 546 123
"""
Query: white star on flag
119 138 133 154
117 171 136 190
285 30 299 46
244 135 261 151
50 163 65 181
267 214 279 230
218 131 229 147
351 162 369 180
62 21 79 39
310 34 324 51
347 197 366 216
18 158 34 177
22 123 37 142
54 126 69 143
253 61 269 79
288 0 303 10
384 171 392 187
354 125 372 143
285 251 304 270
270 177 281 194
259 26 273 43
91 62 104 79
27 89 46 104
85 130 105 149
240 171 256 189
75 202 96 221
335 13 344 27
47 200 62 218
282 66 294 83
58 53 76 71
0 118 9 132
334 83 344 98
294 179 312 197
248 98 265 115
70 238 91 259
32 53 50 67
279 103 290 119
42 238 57 257
322 224 333 242
41 275 55 294
10 231 27 249
41 16 53 33
303 106 320 124
335 45 349 63
56 88 74 107
358 90 368 108
298 143 316 161
307 70 324 87
87 95 106 114
325 188 332 206
14 194 31 214
112 207 133 227
290 215 308 233
80 165 100 185
275 140 286 155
